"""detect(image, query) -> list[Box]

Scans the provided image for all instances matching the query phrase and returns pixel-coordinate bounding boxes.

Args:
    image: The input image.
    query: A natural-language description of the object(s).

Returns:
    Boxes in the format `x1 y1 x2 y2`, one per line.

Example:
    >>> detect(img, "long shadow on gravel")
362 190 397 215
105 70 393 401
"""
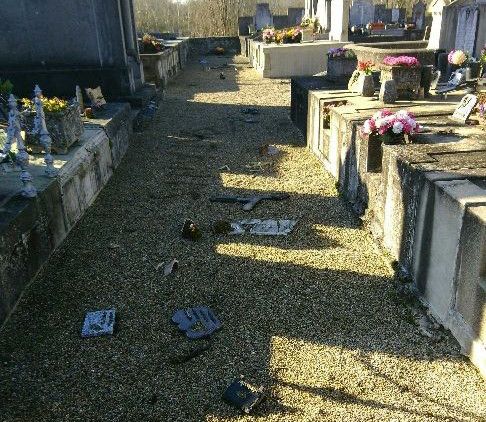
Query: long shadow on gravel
0 59 485 421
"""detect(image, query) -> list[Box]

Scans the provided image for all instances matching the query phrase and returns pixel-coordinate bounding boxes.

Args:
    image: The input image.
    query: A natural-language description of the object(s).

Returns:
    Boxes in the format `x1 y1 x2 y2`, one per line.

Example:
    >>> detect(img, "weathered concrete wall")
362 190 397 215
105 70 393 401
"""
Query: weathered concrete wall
0 103 133 324
250 40 349 78
187 37 241 57
301 86 486 376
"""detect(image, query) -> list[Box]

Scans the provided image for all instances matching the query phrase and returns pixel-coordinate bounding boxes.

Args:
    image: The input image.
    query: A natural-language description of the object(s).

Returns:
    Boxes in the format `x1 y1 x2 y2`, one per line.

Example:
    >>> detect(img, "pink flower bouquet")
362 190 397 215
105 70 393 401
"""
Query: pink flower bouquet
382 56 420 67
361 109 420 143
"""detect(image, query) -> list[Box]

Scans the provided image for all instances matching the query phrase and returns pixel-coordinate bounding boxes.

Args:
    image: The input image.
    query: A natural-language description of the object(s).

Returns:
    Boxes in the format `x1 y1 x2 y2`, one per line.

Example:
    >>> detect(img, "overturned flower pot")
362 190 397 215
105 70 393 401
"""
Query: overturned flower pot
25 103 84 154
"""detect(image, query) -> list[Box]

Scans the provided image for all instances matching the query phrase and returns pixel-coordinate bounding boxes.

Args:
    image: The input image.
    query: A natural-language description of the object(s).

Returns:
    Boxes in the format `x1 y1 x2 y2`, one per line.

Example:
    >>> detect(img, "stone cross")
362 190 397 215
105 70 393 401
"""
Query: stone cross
4 95 37 198
33 85 57 178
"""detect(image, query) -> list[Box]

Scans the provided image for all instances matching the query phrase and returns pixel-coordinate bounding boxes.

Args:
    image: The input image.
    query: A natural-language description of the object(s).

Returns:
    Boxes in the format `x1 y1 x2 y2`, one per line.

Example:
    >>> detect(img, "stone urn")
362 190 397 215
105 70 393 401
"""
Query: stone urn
301 28 314 42
327 56 358 81
25 103 84 155
380 65 422 99
360 74 375 97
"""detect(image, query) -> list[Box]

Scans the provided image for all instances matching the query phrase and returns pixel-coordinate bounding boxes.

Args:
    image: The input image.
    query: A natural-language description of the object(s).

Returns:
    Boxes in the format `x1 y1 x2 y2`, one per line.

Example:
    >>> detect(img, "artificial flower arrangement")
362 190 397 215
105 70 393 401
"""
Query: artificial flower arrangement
322 101 348 128
140 33 163 53
275 27 303 44
327 48 356 59
358 60 374 75
300 17 319 32
448 49 469 67
21 96 68 114
477 92 486 120
382 55 420 67
361 109 420 144
262 27 276 43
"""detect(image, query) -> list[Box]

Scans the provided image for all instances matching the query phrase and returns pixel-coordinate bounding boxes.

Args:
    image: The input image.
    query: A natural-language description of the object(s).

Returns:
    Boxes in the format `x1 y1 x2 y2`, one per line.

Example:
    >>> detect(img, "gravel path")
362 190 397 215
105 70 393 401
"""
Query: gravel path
0 56 485 422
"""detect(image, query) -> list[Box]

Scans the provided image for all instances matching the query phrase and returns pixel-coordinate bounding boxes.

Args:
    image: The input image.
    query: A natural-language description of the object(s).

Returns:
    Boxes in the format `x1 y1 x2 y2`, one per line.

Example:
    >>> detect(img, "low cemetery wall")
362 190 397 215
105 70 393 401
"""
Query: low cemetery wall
249 40 349 78
0 104 133 325
188 37 241 57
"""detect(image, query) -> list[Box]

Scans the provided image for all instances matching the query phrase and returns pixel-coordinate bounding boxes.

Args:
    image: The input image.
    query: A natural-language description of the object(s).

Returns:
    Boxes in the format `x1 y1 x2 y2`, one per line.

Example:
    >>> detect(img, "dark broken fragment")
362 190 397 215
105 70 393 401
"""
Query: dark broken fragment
181 219 202 240
241 108 260 115
223 377 266 414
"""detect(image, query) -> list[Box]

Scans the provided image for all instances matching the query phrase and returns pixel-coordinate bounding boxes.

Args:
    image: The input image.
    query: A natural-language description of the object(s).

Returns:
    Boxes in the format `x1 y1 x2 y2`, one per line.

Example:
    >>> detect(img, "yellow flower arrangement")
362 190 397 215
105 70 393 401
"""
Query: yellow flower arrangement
21 97 68 113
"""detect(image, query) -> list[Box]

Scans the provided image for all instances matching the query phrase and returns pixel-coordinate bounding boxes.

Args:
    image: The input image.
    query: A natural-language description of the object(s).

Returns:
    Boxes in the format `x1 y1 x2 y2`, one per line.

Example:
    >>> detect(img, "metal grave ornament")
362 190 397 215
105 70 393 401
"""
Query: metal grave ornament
172 307 221 339
81 309 116 338
451 94 478 123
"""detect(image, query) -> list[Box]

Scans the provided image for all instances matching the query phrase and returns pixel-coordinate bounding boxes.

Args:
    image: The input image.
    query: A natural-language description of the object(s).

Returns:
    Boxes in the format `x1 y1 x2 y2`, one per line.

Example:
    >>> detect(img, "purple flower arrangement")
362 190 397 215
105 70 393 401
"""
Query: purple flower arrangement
327 48 356 59
382 56 420 67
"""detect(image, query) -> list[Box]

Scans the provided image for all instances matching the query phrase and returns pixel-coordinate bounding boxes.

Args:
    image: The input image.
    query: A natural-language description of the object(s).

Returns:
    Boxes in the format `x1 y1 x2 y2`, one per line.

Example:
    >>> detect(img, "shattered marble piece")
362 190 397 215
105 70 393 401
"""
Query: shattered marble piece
230 219 297 236
81 309 115 338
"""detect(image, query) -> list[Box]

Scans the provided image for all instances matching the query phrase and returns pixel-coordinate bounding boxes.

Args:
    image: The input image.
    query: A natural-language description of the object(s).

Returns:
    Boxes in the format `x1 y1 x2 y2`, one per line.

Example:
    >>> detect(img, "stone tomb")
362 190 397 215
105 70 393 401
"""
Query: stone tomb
303 87 486 378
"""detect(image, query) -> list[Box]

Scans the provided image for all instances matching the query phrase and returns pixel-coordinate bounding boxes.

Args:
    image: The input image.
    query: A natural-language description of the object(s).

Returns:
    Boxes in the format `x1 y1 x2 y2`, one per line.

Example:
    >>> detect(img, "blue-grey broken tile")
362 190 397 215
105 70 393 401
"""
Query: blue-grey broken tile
81 309 115 338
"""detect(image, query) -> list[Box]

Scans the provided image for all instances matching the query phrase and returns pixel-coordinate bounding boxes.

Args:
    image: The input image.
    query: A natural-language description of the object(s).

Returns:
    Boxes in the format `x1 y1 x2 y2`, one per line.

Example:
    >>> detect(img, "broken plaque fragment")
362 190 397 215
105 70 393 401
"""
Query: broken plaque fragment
172 307 222 339
229 219 297 236
223 377 266 414
81 309 115 338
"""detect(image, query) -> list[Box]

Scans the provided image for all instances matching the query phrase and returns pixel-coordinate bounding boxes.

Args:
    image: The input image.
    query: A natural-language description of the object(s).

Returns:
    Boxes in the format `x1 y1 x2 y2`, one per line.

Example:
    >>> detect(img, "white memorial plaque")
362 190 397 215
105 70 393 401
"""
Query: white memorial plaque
451 94 478 123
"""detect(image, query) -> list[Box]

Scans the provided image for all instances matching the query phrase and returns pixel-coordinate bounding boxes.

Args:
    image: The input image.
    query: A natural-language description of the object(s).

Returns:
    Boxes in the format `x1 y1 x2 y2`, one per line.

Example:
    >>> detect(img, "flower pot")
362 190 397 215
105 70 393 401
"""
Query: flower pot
327 56 358 81
25 103 84 154
301 28 314 42
380 65 422 99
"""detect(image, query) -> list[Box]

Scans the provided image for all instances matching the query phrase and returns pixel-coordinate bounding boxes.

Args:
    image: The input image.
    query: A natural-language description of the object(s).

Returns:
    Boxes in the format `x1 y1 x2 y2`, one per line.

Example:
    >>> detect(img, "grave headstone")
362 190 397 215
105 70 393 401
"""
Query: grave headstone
350 0 375 27
451 94 478 123
254 3 273 30
428 0 447 50
238 16 253 35
412 0 426 29
348 70 361 92
454 6 479 54
273 15 289 29
379 79 397 103
288 7 305 26
375 5 392 23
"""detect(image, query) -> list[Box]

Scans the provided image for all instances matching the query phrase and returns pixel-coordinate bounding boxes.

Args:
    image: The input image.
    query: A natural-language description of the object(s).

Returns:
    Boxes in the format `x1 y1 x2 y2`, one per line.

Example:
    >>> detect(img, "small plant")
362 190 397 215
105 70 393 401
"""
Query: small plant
0 79 13 95
322 101 347 128
140 33 163 53
383 56 420 67
327 48 356 59
262 27 276 43
21 97 68 114
358 60 374 75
